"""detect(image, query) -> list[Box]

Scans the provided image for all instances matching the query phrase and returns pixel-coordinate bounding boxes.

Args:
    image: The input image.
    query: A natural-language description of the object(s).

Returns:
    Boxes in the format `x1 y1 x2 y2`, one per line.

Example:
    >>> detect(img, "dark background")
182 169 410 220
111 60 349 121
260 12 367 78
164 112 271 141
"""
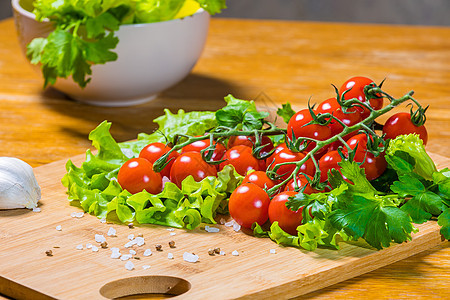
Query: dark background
2 0 450 26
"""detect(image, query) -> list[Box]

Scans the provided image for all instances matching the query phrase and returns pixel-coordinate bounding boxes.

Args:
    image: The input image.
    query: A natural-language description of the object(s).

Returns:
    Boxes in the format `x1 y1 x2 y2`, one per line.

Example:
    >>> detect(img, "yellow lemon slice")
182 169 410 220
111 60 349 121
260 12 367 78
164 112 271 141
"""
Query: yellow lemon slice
174 0 201 19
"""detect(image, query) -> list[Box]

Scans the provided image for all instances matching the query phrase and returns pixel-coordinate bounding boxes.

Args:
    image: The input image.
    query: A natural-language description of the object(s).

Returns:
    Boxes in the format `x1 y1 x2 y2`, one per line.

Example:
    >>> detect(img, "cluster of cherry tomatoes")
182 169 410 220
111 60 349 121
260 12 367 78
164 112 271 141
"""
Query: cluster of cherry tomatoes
117 76 429 235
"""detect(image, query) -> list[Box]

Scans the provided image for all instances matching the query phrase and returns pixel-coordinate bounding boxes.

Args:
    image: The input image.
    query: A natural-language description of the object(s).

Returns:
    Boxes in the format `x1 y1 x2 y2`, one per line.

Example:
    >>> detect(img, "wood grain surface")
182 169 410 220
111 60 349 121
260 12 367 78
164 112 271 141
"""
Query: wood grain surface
0 17 449 299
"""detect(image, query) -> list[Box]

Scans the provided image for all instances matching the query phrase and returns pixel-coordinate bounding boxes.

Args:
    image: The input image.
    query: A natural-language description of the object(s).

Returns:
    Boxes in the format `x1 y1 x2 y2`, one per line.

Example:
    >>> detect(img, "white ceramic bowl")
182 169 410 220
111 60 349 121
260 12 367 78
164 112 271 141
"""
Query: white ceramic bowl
12 0 210 107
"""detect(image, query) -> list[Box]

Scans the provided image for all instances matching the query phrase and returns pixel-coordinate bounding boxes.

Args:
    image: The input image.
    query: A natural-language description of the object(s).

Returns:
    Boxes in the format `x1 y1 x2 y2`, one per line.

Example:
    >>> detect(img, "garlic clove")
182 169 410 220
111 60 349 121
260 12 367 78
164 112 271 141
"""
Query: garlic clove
0 157 41 209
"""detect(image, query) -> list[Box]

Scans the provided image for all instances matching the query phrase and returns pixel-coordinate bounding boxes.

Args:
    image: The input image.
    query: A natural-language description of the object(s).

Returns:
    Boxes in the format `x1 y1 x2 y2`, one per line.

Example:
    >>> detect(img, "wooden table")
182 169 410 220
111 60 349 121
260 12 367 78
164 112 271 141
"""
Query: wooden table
0 17 449 299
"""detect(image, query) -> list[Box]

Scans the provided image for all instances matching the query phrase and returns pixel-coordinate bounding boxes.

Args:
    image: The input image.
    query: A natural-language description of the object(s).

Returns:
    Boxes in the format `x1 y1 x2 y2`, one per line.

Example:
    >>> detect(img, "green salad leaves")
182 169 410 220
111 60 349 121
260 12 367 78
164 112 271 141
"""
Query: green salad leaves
27 0 226 88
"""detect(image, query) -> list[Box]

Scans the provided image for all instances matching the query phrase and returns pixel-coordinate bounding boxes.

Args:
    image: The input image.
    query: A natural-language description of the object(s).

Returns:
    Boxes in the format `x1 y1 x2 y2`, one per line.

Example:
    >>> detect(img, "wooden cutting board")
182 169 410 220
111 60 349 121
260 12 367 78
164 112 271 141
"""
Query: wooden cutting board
0 152 448 300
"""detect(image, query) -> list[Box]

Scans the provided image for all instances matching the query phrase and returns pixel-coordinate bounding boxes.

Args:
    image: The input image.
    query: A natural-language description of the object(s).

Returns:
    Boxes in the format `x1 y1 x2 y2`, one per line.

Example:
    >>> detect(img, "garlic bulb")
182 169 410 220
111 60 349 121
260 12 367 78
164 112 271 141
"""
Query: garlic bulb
0 157 41 209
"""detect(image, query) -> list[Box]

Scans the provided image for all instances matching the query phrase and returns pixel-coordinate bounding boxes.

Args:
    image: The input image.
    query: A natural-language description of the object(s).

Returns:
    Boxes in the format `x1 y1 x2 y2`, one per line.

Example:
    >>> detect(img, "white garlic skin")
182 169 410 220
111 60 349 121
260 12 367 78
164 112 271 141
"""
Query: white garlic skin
0 157 41 209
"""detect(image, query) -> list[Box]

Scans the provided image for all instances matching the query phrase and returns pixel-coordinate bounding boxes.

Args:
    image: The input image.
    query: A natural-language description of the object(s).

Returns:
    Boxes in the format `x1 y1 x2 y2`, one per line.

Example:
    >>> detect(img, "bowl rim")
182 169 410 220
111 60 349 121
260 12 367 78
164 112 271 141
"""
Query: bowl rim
11 0 206 26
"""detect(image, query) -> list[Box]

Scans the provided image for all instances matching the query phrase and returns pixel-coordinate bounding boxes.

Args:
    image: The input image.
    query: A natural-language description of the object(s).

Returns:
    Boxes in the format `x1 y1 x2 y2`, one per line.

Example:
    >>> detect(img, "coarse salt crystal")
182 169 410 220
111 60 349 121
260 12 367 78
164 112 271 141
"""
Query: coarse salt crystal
143 249 152 257
127 234 134 240
125 261 134 271
219 251 226 256
224 220 234 227
120 254 132 261
92 246 99 252
205 225 220 233
169 232 176 236
86 243 92 249
32 207 41 212
168 253 174 259
95 234 106 243
232 250 239 256
167 228 175 232
70 212 77 218
100 218 107 223
142 265 151 270
111 252 121 259
75 212 84 218
129 249 137 255
124 240 137 248
76 244 83 250
269 249 276 254
233 223 241 232
107 227 116 237
55 225 62 231
135 237 145 246
111 247 120 252
183 252 199 263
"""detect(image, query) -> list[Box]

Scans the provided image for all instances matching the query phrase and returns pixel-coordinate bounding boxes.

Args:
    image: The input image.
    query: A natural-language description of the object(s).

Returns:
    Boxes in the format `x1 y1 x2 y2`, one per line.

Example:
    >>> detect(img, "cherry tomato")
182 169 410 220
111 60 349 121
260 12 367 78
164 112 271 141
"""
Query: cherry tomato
181 138 226 162
227 135 274 157
345 134 387 181
219 145 265 176
268 191 304 235
170 152 217 188
339 76 384 119
286 109 332 152
139 142 179 178
242 171 278 190
267 148 315 180
284 174 319 194
228 183 270 228
318 150 343 182
383 112 428 145
117 158 162 194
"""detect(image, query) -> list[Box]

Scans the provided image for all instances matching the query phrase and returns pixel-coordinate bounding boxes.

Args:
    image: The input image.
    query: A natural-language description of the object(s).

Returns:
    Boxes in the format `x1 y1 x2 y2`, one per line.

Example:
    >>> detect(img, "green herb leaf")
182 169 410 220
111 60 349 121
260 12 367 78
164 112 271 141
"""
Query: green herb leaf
438 207 450 240
276 102 296 123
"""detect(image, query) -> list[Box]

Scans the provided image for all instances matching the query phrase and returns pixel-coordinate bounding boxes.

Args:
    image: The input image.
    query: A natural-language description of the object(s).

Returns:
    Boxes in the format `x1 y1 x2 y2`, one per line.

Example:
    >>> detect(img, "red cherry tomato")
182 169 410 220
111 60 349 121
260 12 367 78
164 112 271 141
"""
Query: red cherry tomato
117 158 162 194
286 109 332 152
170 152 217 188
284 174 319 194
227 135 274 157
318 150 343 182
219 145 265 176
139 142 179 178
229 183 270 228
268 191 304 235
181 138 226 162
382 112 428 145
345 134 387 181
339 76 384 119
242 171 278 190
267 148 315 180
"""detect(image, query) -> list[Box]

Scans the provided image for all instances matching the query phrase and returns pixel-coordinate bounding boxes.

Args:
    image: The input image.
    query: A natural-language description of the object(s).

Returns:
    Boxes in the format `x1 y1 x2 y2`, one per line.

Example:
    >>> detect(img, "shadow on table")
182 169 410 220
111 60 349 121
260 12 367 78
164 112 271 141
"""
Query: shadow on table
40 73 240 143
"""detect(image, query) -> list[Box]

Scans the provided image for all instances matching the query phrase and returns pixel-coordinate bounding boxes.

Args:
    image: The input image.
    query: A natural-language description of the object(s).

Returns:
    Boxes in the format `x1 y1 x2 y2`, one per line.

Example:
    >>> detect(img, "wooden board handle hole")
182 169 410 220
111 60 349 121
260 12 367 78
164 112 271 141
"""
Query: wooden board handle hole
99 275 191 299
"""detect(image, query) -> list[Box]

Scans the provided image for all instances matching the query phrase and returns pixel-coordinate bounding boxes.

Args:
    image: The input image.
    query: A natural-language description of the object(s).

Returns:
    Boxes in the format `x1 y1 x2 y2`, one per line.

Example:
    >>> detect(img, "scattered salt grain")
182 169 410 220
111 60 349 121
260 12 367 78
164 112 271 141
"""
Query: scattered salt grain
32 207 41 212
127 234 134 240
55 225 62 231
86 243 92 249
124 240 137 248
107 227 116 237
168 253 174 259
219 251 226 256
167 228 175 232
120 254 132 261
224 220 234 227
269 249 276 254
100 218 107 223
143 249 152 257
232 250 239 256
142 265 151 270
233 223 241 232
125 261 134 271
129 249 137 255
95 234 106 243
91 246 99 252
75 212 84 218
70 212 77 218
76 244 83 250
169 232 176 236
205 225 220 233
110 248 121 259
183 252 199 263
135 237 145 246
